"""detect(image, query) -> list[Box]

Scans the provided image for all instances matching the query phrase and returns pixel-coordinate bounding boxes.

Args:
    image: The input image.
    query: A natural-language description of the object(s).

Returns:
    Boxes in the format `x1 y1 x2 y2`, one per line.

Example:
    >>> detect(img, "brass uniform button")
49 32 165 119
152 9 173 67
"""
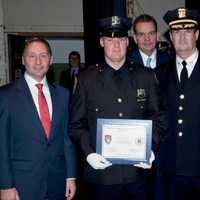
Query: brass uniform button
117 98 122 103
180 94 184 99
118 112 123 117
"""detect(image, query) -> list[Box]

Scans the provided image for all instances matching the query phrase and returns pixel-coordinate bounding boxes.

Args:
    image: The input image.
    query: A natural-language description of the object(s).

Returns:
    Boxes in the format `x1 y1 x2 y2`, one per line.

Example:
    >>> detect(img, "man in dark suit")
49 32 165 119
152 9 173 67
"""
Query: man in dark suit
156 8 200 200
0 37 76 200
60 51 82 95
128 14 171 69
128 14 172 200
69 16 167 200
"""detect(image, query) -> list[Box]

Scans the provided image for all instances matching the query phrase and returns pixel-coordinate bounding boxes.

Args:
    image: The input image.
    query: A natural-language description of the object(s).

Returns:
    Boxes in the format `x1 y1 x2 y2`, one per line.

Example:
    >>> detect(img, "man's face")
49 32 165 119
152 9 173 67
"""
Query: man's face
100 36 129 67
22 41 53 82
69 55 80 68
133 21 159 55
170 28 199 57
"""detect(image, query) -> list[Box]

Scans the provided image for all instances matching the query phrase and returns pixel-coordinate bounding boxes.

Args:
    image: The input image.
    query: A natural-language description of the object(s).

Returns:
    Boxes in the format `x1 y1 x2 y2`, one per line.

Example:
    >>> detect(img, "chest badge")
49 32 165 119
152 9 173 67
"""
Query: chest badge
137 88 146 102
137 88 146 98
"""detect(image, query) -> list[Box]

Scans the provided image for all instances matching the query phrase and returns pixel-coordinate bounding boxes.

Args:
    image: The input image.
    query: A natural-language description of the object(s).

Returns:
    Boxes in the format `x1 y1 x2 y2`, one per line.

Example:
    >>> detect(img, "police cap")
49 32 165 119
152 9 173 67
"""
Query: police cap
97 16 132 37
163 7 200 30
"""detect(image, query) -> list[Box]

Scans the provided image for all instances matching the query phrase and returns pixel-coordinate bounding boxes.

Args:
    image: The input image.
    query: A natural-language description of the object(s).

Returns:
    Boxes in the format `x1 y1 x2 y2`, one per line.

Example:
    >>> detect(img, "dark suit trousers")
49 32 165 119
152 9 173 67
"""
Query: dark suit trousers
88 181 147 200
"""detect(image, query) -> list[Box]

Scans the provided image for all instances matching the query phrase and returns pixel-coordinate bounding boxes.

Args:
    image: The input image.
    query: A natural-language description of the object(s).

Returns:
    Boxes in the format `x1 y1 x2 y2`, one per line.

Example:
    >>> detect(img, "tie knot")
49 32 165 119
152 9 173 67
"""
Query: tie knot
72 68 78 76
182 60 187 68
36 83 43 91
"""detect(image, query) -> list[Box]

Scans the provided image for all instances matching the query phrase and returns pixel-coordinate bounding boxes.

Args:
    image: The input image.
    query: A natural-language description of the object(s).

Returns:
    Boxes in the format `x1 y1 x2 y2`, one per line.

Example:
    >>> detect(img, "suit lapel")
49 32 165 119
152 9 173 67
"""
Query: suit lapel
156 51 162 67
169 59 181 91
128 48 144 66
135 49 144 65
15 77 47 142
48 83 59 141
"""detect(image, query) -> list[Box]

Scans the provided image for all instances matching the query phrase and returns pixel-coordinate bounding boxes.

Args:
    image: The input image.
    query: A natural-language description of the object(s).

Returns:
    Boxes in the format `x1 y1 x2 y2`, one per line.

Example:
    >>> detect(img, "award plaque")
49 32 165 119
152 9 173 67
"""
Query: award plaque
96 118 152 164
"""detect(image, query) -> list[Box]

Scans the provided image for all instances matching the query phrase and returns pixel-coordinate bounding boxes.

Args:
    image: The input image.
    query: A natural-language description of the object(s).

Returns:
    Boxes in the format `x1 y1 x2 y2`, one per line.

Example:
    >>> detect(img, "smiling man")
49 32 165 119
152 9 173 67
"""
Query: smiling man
0 37 76 200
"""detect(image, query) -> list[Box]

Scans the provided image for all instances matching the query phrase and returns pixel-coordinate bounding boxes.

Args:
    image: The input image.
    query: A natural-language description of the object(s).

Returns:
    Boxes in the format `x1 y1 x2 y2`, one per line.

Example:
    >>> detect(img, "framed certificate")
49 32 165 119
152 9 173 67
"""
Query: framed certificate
96 118 152 165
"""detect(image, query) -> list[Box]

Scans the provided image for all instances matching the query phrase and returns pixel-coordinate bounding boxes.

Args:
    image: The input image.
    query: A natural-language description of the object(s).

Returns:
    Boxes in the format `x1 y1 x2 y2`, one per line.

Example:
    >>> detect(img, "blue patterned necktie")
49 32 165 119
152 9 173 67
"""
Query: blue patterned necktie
146 57 152 67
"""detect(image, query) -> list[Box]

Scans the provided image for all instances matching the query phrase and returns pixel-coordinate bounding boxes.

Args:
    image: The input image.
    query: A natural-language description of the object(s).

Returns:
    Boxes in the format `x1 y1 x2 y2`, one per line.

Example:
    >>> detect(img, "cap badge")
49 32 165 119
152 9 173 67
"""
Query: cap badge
112 16 120 26
178 8 187 18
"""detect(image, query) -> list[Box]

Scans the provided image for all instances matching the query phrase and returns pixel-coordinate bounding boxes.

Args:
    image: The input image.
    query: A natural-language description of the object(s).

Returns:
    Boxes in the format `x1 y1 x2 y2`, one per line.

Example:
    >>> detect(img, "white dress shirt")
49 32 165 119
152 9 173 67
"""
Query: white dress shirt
176 49 199 81
140 49 157 69
24 72 52 119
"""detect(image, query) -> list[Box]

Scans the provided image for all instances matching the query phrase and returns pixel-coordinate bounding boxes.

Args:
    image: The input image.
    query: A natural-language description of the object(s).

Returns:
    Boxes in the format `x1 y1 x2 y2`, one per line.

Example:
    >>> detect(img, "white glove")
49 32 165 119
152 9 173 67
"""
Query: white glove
86 153 112 170
134 151 155 169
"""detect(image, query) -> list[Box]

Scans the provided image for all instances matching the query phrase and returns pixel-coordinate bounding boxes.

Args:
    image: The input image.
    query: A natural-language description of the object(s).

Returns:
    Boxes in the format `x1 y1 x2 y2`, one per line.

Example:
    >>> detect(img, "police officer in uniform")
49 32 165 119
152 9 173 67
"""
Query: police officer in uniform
69 16 167 200
156 7 200 200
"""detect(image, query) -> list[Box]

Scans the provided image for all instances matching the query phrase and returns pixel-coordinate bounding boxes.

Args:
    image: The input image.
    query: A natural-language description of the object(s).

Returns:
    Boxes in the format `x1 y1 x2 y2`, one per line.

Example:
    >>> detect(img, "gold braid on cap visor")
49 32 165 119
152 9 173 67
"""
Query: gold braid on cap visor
169 19 198 26
170 23 196 29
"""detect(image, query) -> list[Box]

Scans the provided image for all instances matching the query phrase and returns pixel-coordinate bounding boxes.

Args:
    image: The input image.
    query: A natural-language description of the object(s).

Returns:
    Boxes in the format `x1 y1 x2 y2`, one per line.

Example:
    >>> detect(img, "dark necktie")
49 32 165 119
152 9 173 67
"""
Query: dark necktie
71 70 77 91
180 60 188 89
36 83 51 138
71 69 78 78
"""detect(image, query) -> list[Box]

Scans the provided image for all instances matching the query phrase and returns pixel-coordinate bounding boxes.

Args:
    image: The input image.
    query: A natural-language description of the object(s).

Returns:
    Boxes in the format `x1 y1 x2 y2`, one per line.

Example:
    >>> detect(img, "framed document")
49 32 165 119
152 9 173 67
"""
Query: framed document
96 119 152 165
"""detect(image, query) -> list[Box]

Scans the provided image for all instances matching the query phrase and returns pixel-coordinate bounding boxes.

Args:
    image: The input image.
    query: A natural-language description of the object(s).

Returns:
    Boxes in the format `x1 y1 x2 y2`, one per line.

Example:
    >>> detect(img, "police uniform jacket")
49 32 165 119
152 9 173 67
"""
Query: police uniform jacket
69 60 167 185
156 56 200 176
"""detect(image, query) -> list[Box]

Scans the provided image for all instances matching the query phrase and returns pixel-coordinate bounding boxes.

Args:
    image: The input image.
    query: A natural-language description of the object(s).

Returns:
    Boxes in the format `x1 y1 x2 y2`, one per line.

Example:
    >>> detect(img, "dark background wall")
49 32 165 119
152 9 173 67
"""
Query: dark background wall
185 0 200 48
82 0 127 66
186 0 200 10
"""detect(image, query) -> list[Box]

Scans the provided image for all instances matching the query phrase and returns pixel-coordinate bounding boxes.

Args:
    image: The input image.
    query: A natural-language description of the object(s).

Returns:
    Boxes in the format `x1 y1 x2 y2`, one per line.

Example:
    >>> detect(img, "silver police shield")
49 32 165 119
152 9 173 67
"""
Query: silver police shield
137 88 146 99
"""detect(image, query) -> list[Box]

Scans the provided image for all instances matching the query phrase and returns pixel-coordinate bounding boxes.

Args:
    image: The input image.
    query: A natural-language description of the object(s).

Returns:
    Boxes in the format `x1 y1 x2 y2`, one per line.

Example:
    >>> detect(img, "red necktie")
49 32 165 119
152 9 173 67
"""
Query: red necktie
36 83 51 138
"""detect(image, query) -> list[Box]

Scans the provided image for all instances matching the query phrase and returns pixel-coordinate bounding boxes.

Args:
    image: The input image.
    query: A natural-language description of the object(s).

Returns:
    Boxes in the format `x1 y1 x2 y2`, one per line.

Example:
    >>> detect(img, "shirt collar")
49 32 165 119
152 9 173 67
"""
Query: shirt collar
24 72 48 88
176 49 199 69
139 49 157 60
71 67 79 75
139 49 157 68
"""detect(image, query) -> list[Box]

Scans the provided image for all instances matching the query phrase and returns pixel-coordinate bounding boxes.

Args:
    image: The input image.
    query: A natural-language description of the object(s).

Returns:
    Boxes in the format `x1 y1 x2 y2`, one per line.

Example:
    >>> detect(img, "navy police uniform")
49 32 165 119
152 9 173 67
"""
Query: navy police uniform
156 7 200 200
69 16 167 200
